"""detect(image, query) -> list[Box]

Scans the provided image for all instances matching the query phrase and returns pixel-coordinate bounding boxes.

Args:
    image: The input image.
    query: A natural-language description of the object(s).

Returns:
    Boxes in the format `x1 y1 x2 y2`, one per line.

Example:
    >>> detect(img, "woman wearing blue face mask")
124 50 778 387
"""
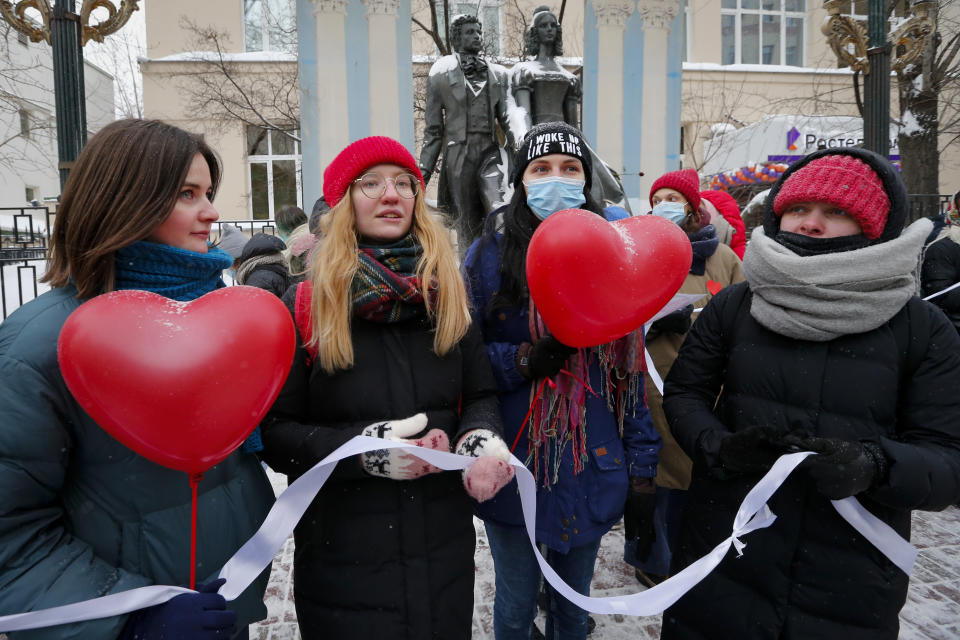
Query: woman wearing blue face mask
625 170 744 588
463 122 662 640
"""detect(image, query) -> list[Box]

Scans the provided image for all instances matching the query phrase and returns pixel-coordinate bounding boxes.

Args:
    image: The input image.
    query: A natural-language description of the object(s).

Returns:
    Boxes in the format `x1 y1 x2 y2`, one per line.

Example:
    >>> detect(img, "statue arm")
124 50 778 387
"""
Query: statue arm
494 70 516 149
564 76 582 128
419 74 444 184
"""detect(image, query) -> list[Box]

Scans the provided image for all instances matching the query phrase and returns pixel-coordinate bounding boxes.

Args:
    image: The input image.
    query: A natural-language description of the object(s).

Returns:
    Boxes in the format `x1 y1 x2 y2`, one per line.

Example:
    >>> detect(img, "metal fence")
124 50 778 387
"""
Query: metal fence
0 212 278 320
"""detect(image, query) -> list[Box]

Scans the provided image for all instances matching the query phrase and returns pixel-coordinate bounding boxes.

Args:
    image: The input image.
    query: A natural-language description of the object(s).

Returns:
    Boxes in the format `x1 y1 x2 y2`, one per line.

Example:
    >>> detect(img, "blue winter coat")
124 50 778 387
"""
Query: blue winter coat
463 207 661 553
0 285 275 639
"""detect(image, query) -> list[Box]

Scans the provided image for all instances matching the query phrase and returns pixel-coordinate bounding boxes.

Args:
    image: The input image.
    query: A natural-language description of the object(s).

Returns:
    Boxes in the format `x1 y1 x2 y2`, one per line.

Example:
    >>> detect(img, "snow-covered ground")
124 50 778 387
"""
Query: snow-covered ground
252 470 960 640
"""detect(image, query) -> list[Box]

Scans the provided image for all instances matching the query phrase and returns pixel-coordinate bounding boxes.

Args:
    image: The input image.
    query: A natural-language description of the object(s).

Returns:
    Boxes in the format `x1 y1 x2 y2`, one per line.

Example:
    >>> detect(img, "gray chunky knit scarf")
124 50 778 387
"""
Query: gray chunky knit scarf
742 218 932 341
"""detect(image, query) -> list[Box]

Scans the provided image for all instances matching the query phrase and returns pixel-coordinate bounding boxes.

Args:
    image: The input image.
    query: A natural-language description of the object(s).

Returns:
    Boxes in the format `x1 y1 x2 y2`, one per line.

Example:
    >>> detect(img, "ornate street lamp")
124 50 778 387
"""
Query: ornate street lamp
0 1 140 188
822 0 935 158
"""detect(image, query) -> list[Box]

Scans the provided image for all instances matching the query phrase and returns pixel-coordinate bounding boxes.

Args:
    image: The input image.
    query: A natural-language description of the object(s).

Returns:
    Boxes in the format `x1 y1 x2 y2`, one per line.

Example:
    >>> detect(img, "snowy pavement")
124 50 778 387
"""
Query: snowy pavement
251 471 960 640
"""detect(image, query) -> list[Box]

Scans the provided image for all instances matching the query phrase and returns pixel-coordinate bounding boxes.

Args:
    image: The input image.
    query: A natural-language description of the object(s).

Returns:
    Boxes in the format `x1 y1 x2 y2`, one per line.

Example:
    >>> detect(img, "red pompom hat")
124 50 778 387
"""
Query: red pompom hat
649 169 702 212
772 154 889 239
322 136 425 208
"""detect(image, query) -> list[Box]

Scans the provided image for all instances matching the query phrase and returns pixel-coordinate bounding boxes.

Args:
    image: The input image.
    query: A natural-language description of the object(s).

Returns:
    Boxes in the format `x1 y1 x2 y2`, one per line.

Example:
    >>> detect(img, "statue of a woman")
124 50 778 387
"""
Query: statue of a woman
511 6 582 131
510 6 632 211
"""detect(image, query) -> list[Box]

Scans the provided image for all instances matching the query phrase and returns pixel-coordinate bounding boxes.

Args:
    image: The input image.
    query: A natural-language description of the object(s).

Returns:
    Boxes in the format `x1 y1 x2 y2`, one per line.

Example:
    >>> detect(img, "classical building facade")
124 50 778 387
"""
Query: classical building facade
139 0 958 221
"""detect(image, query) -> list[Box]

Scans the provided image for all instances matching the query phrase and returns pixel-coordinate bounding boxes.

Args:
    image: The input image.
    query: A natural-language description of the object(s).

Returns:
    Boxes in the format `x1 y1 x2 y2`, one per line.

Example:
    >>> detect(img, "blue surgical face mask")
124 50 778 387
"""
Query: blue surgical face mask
651 201 688 225
524 176 587 220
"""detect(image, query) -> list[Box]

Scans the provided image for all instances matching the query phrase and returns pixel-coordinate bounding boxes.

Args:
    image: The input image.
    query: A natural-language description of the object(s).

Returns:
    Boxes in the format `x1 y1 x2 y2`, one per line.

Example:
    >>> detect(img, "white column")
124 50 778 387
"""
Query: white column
592 0 634 174
363 0 401 139
311 0 351 172
638 0 680 198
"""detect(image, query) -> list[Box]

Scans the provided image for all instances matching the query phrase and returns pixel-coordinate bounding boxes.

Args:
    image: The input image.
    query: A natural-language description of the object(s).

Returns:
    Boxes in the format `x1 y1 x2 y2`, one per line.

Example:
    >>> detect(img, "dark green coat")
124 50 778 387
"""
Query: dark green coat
0 285 275 639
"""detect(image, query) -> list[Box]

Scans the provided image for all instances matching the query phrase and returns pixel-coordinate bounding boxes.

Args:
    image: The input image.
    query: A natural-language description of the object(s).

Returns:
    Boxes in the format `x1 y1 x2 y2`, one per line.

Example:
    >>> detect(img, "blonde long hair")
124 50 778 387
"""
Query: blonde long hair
307 188 470 373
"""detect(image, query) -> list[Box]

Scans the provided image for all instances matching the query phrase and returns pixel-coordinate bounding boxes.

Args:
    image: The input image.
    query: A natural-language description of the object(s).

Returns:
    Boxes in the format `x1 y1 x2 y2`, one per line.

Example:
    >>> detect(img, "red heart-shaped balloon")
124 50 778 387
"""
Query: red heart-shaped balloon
526 209 693 347
58 286 296 475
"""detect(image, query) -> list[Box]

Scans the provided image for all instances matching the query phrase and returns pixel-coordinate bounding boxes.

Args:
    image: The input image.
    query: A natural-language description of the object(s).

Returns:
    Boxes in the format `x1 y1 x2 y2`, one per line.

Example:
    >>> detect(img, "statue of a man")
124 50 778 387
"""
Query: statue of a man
419 15 515 248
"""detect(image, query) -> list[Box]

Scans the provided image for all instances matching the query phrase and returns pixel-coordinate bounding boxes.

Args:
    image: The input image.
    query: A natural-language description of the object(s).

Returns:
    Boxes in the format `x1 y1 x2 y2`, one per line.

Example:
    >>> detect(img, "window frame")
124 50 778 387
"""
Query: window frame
720 0 807 67
246 126 303 220
435 0 504 58
243 0 297 54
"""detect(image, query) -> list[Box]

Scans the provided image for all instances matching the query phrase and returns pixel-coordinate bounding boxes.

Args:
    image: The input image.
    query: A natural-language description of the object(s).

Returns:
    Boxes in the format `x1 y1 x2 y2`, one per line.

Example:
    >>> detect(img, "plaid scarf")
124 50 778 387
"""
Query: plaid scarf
526 301 647 487
352 236 428 322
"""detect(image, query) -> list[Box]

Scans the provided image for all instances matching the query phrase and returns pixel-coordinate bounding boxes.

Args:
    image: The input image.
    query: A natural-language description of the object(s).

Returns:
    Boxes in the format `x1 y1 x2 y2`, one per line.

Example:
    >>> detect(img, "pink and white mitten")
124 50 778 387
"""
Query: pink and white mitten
361 414 450 480
456 429 515 502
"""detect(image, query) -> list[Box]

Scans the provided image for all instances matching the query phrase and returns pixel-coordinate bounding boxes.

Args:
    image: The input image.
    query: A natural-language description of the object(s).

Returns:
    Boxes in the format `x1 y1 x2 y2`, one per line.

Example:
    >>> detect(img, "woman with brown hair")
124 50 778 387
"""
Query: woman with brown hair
0 119 275 639
259 136 513 639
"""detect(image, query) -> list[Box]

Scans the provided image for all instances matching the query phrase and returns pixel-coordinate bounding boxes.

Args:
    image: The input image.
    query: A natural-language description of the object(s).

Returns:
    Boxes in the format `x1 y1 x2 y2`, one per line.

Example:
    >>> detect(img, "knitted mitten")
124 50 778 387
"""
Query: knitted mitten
361 414 450 480
456 429 514 502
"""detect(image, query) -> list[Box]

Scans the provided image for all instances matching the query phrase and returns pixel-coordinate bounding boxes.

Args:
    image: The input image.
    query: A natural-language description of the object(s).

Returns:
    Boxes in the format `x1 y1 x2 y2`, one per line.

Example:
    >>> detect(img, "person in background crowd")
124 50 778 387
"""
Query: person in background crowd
309 196 330 234
464 121 661 640
275 204 307 243
235 232 292 299
0 119 274 639
259 136 514 640
283 222 319 281
700 189 746 259
921 208 960 334
740 188 770 241
627 169 743 588
660 148 960 639
218 223 248 281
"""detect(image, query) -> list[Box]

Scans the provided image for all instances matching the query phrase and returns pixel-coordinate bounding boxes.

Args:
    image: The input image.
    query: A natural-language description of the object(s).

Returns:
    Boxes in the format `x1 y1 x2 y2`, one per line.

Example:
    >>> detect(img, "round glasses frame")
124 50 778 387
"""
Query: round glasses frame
353 173 419 200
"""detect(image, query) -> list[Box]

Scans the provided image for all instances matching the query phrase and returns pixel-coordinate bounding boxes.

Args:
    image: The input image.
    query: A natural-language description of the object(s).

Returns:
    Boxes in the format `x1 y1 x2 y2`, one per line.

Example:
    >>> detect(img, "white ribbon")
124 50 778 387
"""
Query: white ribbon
923 280 960 301
0 441 916 632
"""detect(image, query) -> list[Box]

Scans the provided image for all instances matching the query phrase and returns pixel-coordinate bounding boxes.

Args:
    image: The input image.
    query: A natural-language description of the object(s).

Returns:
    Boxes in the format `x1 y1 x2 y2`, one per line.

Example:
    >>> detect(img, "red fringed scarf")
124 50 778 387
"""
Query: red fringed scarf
525 300 647 488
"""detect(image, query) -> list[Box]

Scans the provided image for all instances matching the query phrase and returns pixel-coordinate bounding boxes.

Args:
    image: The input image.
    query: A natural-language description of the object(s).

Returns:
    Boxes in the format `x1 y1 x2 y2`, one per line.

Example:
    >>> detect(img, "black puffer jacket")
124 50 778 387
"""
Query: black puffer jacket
660 148 960 640
260 284 502 640
236 233 291 298
921 233 960 332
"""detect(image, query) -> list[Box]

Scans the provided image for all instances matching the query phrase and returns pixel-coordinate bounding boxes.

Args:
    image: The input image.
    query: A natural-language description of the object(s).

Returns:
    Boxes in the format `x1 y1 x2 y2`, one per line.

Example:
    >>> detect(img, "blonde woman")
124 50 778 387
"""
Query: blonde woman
260 136 513 640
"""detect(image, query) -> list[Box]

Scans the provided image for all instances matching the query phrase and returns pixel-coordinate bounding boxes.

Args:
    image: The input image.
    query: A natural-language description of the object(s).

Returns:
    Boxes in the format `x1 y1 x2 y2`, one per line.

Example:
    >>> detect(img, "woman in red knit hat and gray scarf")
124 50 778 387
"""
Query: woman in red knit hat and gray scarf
259 136 514 639
660 147 960 639
625 169 743 587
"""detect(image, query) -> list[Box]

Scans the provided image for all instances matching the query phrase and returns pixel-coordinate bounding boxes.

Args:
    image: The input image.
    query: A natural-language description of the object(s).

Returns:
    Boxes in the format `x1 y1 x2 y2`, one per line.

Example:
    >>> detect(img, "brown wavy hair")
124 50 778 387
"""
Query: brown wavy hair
43 119 221 298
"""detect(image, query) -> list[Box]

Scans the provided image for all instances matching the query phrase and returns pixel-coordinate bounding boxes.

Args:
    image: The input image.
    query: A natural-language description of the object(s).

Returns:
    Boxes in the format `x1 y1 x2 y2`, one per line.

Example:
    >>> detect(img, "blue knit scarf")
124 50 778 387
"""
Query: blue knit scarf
688 224 720 276
114 241 232 301
113 241 263 452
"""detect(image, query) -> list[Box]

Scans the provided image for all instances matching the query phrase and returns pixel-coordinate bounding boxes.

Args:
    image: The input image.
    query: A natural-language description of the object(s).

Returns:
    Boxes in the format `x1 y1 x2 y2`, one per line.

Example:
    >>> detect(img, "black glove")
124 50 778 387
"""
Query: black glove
787 435 886 500
527 336 577 380
649 305 694 336
718 426 792 476
122 579 237 640
624 477 657 563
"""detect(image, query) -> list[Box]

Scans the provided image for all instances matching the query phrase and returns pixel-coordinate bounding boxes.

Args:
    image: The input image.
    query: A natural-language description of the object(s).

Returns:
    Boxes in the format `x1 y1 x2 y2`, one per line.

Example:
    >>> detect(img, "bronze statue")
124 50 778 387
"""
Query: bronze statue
512 7 582 130
511 6 632 211
419 15 515 248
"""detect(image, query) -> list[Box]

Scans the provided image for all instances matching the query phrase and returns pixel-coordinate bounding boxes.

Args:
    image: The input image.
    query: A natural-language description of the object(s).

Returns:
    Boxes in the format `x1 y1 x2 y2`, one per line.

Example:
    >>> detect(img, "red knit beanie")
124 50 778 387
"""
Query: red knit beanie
322 136 425 207
772 154 889 239
649 169 702 212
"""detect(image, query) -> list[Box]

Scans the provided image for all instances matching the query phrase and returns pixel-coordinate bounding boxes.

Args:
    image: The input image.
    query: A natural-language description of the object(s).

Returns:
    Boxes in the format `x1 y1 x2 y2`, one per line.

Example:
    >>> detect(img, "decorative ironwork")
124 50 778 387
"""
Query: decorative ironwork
0 0 52 44
822 0 870 73
889 0 935 73
822 0 936 75
0 0 139 46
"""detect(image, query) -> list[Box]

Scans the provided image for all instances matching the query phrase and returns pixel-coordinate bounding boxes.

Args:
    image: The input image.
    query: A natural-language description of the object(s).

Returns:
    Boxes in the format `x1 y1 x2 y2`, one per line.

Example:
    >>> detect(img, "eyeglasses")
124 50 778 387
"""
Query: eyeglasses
353 173 419 200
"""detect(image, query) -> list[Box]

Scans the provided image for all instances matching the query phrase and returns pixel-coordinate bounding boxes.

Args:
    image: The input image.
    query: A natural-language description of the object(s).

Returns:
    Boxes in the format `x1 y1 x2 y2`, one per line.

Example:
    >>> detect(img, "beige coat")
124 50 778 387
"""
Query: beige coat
646 242 744 489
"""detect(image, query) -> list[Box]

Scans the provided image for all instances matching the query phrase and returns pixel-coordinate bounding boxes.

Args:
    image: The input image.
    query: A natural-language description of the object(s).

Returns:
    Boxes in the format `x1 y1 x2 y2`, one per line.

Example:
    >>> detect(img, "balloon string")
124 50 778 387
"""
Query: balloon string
188 473 204 590
512 378 549 454
557 368 599 398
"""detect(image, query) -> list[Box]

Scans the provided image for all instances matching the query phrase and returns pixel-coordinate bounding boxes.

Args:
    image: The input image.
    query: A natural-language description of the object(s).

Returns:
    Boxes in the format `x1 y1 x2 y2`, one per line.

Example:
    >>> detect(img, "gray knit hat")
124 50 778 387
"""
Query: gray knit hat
218 224 248 259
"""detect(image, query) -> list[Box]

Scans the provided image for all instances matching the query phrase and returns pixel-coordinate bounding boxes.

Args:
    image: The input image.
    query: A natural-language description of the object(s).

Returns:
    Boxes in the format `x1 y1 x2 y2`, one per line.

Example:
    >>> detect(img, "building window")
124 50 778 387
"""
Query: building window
435 0 503 56
244 0 297 54
17 30 29 46
721 0 805 66
25 187 36 204
19 109 30 138
247 125 302 220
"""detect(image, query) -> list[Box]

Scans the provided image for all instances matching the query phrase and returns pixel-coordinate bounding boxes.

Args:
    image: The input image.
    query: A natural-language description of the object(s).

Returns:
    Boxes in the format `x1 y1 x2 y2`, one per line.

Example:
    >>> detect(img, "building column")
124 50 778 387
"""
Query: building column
592 0 634 175
363 0 401 139
310 0 351 174
638 0 680 199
